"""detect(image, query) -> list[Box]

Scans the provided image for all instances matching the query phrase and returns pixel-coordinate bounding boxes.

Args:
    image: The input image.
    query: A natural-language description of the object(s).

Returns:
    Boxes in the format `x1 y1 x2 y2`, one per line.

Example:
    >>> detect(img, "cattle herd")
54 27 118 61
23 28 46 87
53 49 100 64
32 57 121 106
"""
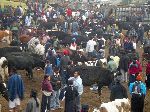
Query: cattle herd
0 0 150 111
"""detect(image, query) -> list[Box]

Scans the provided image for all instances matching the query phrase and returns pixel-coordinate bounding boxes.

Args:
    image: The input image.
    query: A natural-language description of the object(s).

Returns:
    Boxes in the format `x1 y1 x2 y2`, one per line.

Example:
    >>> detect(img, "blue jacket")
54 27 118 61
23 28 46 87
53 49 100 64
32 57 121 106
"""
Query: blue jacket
7 74 24 101
129 81 146 96
44 64 53 76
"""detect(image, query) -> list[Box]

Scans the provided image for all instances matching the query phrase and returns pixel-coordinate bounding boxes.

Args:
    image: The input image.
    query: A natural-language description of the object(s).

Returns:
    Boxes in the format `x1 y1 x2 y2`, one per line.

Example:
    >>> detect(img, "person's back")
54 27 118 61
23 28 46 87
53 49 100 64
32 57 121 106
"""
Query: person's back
8 68 24 112
64 80 79 112
60 55 70 69
26 97 40 112
129 74 146 112
107 59 117 73
128 60 142 75
8 73 24 101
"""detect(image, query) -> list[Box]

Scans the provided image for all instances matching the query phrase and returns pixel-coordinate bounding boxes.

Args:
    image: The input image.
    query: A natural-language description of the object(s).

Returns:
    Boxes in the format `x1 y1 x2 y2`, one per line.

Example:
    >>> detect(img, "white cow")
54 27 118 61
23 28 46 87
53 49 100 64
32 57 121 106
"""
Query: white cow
28 37 45 55
0 57 8 82
95 98 130 112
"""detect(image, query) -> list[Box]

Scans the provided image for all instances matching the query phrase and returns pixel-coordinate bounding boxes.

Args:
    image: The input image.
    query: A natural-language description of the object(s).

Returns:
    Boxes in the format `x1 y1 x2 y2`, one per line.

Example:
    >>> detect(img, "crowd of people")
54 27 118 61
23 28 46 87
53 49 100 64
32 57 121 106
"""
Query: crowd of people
0 1 150 112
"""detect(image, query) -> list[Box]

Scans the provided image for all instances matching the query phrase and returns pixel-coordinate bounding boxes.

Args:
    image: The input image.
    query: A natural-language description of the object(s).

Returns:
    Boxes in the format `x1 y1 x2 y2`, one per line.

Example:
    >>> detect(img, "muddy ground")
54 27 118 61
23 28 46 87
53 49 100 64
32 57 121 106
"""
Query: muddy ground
0 42 150 112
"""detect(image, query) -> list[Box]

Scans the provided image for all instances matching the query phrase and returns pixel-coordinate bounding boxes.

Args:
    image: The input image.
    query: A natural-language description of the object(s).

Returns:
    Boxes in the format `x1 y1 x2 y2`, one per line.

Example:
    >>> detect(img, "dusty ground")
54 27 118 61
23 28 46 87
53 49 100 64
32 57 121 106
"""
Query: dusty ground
0 42 150 112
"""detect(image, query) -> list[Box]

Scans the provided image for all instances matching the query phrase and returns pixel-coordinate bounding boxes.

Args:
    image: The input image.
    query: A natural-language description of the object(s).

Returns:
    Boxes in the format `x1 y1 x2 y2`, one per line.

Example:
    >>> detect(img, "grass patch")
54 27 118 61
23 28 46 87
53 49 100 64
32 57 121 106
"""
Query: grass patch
0 0 27 9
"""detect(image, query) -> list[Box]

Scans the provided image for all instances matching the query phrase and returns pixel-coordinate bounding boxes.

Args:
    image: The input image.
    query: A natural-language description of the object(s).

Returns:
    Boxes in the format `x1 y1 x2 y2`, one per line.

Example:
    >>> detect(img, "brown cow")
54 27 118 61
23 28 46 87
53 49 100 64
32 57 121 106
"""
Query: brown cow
0 30 12 44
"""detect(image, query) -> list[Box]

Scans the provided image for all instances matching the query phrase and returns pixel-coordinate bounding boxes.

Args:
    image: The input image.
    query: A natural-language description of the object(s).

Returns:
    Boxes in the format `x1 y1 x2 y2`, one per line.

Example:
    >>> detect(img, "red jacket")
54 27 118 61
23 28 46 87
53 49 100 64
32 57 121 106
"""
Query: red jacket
66 8 72 17
128 60 142 75
42 79 53 92
146 62 150 74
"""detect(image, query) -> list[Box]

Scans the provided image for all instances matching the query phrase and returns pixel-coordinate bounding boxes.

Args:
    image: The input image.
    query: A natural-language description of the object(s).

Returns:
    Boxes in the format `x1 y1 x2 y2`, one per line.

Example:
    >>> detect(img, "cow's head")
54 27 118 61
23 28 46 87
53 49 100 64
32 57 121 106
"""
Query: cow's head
0 57 9 82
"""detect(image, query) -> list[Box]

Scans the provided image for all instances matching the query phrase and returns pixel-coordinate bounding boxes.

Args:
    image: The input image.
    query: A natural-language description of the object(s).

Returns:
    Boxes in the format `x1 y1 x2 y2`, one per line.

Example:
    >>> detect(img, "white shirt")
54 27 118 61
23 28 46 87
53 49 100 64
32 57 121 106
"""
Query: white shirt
86 39 97 52
73 76 83 95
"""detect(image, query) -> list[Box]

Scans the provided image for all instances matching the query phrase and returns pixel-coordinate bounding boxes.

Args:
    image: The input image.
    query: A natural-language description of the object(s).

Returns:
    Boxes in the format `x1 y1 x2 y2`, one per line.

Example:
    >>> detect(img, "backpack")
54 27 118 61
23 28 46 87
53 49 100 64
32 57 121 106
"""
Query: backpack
132 82 142 95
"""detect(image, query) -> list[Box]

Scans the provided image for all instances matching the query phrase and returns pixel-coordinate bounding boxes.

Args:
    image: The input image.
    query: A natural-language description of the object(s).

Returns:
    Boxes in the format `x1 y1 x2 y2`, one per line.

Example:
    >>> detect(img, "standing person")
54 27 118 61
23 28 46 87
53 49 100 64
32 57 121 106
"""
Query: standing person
25 89 40 112
44 60 53 76
110 79 128 101
107 56 118 73
73 71 83 112
128 58 142 84
60 50 71 86
64 80 79 112
137 24 144 47
50 67 62 110
7 67 24 112
41 75 53 112
86 37 97 58
25 13 32 27
119 52 129 82
66 8 72 19
71 20 79 35
145 60 150 89
129 74 146 112
62 20 69 33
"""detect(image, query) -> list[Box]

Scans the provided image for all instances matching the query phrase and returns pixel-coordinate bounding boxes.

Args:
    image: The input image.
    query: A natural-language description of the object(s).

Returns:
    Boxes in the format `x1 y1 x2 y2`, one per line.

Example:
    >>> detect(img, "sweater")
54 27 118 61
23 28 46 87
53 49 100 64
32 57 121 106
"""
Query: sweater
128 61 142 75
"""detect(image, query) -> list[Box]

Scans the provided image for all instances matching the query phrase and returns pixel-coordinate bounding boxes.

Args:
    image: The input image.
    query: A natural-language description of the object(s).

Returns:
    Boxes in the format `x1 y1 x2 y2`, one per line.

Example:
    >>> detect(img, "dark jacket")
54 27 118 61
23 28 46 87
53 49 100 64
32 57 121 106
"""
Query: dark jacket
7 74 24 101
110 82 128 101
51 73 62 91
64 85 79 112
60 55 71 69
74 54 87 63
119 55 129 72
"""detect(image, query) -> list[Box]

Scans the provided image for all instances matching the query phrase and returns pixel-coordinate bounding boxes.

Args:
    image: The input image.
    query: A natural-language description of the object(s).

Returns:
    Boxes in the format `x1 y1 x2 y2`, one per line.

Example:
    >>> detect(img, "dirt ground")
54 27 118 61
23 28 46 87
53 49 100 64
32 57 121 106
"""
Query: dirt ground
0 42 150 112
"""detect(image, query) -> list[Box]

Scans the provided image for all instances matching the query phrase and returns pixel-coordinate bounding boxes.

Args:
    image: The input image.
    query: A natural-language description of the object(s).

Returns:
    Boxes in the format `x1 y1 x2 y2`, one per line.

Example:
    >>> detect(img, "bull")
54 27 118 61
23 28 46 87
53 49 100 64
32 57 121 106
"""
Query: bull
67 66 121 95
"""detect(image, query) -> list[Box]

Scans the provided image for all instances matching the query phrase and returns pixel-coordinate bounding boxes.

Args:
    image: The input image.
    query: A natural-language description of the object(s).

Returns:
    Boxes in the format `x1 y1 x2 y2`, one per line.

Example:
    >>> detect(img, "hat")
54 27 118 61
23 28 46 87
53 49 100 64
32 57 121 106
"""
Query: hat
79 49 84 52
136 74 142 81
63 50 69 55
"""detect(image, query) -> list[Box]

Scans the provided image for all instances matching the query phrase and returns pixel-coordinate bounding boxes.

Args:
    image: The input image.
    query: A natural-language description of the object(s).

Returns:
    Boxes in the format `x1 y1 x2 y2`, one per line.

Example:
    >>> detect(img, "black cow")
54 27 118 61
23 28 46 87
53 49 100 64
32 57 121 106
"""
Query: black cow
4 52 45 79
48 30 70 40
0 46 22 58
67 66 120 95
60 35 89 47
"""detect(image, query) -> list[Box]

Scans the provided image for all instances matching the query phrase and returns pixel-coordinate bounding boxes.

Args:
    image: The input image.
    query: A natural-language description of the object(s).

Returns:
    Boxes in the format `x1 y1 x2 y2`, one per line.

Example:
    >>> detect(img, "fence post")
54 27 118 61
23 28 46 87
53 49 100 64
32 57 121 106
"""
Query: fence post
0 104 1 112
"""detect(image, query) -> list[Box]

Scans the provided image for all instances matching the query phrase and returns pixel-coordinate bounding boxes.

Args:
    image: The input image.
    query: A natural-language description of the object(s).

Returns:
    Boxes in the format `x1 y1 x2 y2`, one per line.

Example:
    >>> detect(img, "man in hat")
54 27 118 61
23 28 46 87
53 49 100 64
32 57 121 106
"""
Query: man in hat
129 74 146 112
60 50 71 86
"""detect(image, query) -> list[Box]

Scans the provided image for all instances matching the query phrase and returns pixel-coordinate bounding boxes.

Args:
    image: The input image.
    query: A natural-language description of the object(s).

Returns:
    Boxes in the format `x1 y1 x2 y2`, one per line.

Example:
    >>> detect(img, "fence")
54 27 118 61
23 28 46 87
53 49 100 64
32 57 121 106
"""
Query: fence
114 4 150 24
